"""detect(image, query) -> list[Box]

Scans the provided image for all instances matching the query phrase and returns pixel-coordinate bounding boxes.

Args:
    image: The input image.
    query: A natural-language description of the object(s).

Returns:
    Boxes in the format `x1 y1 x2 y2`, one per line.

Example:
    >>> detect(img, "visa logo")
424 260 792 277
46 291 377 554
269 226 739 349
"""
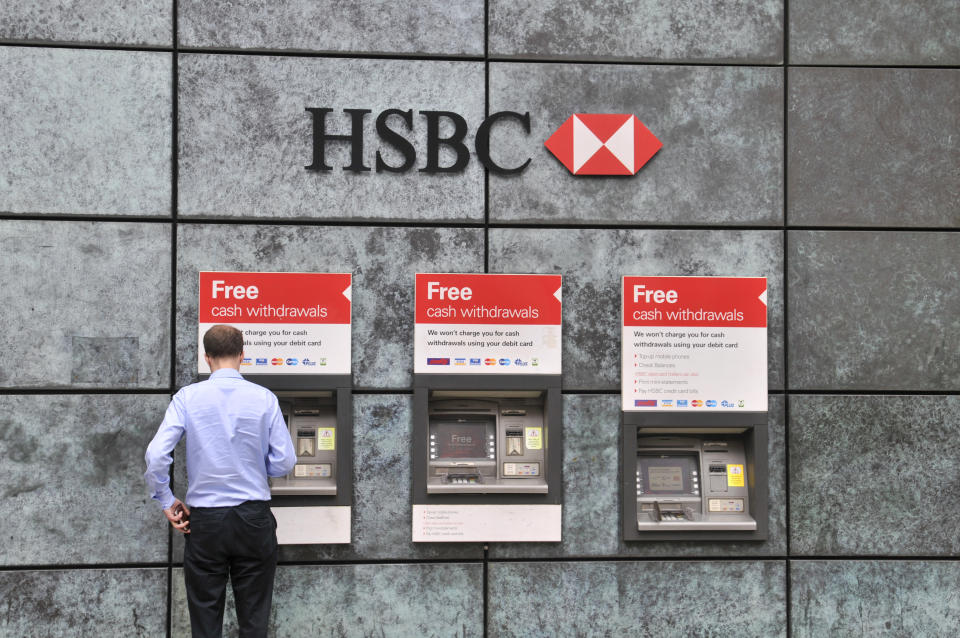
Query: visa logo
470 358 482 365
676 400 688 407
255 358 268 365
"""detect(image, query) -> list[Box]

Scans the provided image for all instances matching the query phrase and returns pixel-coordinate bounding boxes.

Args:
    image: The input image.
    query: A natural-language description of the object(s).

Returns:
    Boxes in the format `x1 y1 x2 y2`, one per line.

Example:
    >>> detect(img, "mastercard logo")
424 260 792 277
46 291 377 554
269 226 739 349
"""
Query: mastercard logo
271 358 284 366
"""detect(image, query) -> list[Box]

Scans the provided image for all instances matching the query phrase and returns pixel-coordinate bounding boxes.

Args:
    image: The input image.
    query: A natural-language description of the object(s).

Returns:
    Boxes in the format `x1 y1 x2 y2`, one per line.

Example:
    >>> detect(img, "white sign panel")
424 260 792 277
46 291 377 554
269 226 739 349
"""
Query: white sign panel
622 276 768 412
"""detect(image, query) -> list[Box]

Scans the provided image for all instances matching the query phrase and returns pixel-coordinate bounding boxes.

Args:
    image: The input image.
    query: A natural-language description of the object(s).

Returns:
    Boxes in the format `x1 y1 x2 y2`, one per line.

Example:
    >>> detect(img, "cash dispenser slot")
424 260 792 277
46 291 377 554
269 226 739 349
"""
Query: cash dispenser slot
270 397 338 496
427 396 549 494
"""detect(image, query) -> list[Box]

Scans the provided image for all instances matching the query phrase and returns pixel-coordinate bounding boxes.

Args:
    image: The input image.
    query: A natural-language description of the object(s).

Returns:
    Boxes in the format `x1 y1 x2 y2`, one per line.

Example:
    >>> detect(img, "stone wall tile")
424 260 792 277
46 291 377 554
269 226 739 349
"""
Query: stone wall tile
0 47 171 216
0 1 171 46
790 0 960 65
792 561 960 636
788 231 960 390
789 69 960 227
0 395 170 565
179 0 483 55
489 63 783 225
179 54 484 222
489 561 786 636
790 395 960 555
0 221 171 389
489 0 782 63
0 568 166 637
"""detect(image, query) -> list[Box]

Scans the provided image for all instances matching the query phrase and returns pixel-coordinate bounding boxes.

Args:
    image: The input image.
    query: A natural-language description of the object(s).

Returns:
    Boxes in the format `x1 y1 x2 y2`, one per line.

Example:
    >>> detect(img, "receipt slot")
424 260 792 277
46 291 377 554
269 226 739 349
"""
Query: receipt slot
197 271 353 544
620 275 769 541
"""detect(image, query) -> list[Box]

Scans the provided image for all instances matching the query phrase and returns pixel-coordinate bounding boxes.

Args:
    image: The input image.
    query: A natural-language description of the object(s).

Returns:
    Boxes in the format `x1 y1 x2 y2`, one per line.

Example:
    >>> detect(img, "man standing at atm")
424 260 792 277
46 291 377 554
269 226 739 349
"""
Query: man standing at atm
144 324 297 637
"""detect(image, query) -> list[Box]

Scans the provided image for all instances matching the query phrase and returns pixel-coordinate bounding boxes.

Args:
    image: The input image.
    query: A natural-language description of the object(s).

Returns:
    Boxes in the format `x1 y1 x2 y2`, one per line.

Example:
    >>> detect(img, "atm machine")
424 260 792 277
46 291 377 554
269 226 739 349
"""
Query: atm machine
411 272 563 542
412 375 562 538
622 413 768 541
620 275 769 542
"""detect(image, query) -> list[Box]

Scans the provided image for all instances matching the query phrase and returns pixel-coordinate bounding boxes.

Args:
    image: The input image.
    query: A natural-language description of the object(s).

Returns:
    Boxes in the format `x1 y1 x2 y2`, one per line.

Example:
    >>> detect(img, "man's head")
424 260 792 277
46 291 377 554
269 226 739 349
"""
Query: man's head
203 324 244 371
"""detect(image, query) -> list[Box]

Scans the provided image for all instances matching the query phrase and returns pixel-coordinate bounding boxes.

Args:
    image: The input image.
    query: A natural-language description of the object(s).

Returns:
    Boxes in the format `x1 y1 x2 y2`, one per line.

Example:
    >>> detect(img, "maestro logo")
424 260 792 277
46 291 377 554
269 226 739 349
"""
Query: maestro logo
304 108 660 177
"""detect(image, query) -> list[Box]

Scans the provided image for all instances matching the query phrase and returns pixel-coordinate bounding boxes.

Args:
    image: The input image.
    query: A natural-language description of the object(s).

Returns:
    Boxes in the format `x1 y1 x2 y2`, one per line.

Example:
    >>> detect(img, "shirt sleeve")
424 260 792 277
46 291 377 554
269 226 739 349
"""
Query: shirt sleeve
265 396 297 478
144 392 187 510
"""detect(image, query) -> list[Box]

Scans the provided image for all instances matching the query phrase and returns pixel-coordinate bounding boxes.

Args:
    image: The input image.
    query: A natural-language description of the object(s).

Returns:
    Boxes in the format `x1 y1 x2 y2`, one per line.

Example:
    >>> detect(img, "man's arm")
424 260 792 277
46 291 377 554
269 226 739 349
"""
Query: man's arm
144 392 187 510
265 398 296 477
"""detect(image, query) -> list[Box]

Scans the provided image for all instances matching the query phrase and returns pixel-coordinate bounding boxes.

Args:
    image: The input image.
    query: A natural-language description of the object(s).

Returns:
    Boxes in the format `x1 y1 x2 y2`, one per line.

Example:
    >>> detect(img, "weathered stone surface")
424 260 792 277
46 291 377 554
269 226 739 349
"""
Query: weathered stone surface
489 561 786 636
488 63 783 225
178 54 484 222
789 69 960 227
179 0 483 55
489 0 782 63
790 395 960 555
0 221 171 389
0 568 166 637
790 0 960 65
0 47 171 216
792 561 960 637
0 1 171 46
788 231 960 390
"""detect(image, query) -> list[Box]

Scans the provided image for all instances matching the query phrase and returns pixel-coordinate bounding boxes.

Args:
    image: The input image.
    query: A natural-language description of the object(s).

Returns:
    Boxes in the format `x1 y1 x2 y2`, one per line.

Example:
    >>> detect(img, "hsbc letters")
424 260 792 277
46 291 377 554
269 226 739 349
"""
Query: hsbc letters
305 108 532 175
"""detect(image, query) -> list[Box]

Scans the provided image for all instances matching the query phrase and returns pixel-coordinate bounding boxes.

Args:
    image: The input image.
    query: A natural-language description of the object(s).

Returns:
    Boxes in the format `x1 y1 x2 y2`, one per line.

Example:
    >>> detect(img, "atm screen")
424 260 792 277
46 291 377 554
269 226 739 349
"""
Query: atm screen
435 422 488 458
639 454 698 495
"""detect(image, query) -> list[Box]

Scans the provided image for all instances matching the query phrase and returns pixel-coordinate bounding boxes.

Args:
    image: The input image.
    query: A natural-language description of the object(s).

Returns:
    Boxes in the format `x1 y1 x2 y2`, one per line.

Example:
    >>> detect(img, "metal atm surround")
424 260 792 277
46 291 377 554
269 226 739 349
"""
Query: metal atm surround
413 374 562 507
621 412 768 542
201 373 353 509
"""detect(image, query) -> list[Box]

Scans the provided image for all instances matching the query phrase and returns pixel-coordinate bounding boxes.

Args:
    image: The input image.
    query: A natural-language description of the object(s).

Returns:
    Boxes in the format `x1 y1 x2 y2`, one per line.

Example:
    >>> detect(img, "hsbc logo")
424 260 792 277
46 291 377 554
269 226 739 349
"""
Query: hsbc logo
544 114 662 175
305 109 660 177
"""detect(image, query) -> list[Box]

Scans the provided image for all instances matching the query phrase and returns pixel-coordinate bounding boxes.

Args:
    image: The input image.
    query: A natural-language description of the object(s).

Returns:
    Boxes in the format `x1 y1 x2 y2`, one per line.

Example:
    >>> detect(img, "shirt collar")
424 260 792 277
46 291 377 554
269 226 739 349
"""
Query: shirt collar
210 368 243 380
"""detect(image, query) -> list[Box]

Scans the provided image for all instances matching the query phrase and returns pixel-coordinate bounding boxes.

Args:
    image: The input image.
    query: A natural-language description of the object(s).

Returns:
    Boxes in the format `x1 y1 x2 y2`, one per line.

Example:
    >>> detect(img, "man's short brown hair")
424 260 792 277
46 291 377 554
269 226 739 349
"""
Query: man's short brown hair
203 324 244 359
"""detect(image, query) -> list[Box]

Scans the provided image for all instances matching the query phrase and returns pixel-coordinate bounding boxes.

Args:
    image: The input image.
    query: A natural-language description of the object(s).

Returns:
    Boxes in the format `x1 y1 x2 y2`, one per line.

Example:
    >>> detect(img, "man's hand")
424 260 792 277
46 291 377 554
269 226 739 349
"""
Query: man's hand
163 499 191 534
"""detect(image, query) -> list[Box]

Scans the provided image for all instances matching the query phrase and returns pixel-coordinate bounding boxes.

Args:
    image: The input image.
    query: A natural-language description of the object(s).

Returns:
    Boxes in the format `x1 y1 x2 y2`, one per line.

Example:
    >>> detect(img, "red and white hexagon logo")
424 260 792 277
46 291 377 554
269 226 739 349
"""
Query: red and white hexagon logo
544 114 662 175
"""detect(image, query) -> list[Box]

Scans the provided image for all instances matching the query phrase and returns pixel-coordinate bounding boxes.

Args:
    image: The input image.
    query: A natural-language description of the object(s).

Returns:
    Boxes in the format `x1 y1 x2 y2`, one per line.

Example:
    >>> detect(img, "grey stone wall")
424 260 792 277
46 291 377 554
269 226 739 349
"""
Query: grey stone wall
1 2 957 636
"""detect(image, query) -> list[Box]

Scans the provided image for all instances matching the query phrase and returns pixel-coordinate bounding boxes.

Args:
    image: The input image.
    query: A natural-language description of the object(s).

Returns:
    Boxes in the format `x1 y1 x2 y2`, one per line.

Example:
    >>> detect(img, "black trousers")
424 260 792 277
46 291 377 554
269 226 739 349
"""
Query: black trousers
184 500 278 638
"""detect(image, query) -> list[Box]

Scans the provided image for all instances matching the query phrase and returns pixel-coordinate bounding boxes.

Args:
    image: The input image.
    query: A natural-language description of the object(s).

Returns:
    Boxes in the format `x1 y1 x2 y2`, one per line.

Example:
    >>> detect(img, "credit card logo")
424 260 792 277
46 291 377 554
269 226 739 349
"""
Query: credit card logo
691 400 703 407
286 358 298 366
660 399 673 407
498 358 511 366
470 358 482 366
427 358 450 365
454 358 467 366
484 358 497 366
255 358 268 366
271 358 284 366
676 400 688 407
634 399 657 407
241 357 252 365
705 400 717 407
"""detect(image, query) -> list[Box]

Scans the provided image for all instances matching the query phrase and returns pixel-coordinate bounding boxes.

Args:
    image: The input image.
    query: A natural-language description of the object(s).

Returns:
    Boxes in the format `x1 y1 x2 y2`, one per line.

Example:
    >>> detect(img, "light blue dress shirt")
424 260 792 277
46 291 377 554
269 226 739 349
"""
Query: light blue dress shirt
144 368 297 509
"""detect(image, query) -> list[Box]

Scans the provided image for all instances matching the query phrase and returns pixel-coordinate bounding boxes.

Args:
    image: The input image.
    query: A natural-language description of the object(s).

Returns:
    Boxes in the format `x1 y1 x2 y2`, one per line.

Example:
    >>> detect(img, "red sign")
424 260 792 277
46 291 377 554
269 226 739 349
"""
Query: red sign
198 272 351 324
415 273 561 325
544 114 662 176
623 277 767 328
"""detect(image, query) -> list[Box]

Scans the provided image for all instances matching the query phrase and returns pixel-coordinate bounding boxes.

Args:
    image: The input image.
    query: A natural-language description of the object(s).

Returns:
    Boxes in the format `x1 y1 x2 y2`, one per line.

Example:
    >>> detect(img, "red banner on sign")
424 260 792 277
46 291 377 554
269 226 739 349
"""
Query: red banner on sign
198 272 351 324
415 273 562 325
623 276 766 328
